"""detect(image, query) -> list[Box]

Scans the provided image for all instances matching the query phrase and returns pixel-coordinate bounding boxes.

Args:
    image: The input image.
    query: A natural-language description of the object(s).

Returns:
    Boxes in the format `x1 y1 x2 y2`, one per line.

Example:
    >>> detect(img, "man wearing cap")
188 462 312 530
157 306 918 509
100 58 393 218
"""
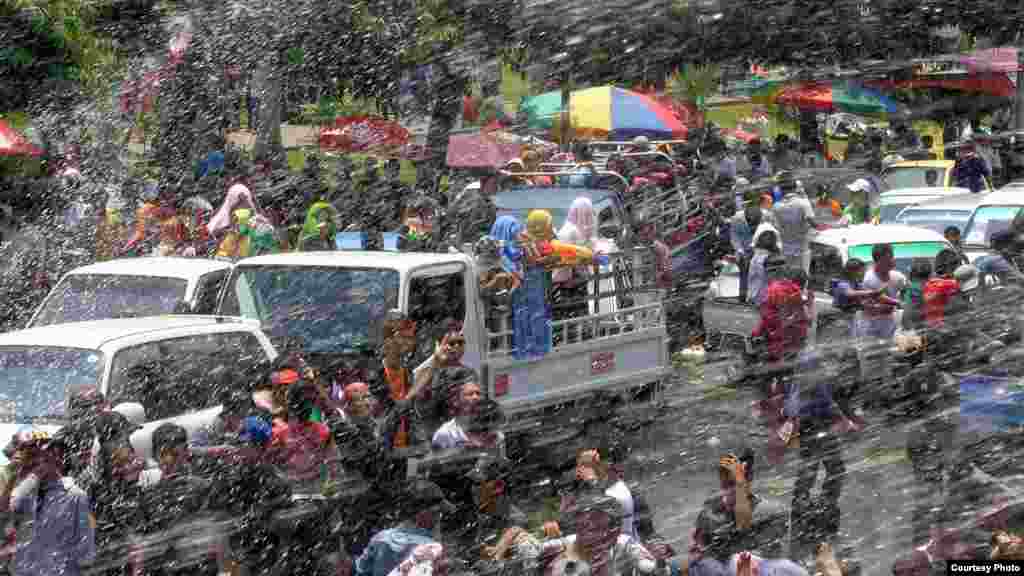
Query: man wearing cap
354 479 454 576
5 430 95 576
771 173 821 274
838 179 879 226
952 139 991 193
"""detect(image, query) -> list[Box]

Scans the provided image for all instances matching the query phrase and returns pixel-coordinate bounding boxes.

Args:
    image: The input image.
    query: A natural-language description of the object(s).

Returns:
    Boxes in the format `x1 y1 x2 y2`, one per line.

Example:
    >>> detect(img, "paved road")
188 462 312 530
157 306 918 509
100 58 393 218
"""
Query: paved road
615 359 927 574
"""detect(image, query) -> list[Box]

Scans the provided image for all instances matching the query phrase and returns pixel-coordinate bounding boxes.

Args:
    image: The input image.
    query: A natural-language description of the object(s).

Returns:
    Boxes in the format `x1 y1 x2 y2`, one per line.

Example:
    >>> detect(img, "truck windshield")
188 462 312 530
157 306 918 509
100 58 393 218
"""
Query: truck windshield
0 347 103 423
962 205 1023 248
847 241 949 276
31 274 188 327
220 265 400 353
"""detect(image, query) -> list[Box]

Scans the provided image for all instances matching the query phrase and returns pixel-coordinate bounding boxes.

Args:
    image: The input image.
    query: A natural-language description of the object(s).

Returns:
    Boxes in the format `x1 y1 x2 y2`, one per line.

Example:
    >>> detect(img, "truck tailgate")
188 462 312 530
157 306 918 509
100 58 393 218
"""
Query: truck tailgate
486 319 669 416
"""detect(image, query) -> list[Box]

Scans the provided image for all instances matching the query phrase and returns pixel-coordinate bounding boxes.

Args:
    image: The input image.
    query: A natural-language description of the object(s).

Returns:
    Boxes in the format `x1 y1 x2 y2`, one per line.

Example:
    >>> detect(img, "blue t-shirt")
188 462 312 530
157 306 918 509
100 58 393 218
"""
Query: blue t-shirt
831 279 860 311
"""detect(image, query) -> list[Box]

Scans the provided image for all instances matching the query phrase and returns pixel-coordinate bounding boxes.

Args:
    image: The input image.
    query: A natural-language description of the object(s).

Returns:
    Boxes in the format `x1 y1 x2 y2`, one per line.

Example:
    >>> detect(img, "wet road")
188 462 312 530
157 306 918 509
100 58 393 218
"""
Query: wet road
621 359 924 574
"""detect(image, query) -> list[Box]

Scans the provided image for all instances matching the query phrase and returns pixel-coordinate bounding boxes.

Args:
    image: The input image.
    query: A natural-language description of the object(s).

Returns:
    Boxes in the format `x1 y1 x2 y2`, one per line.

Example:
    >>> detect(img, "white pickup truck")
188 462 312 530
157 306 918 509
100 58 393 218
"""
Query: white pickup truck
215 247 671 448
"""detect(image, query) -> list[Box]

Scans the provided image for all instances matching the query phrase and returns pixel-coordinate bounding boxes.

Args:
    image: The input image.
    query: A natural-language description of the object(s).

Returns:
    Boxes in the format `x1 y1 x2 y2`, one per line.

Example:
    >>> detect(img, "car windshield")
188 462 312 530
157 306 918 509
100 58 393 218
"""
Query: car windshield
962 205 1024 248
220 266 399 353
894 209 973 235
0 347 103 423
494 187 618 234
31 274 188 327
878 203 912 223
882 166 944 189
847 241 949 275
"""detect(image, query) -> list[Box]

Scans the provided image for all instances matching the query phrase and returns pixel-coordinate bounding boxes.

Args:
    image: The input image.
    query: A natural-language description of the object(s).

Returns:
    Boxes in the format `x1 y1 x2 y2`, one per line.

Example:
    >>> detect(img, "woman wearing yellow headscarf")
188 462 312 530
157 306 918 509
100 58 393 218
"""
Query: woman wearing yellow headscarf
215 208 253 259
513 210 605 359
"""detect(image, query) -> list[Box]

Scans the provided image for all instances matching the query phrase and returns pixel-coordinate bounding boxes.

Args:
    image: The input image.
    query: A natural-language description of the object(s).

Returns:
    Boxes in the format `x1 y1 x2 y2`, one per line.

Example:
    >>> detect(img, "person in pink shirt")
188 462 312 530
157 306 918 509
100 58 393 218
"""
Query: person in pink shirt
270 379 338 494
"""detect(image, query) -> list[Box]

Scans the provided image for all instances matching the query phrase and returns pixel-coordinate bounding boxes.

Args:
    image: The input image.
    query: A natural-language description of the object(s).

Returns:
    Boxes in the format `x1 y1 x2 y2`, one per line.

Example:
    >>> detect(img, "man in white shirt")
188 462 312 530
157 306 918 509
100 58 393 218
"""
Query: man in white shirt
771 173 819 274
431 382 505 457
859 243 907 340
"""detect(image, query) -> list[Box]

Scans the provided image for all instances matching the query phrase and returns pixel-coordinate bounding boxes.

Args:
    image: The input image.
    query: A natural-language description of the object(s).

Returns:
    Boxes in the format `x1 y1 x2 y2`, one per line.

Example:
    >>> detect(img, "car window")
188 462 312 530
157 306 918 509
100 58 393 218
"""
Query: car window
193 270 229 314
0 347 103 423
894 209 972 235
882 166 945 189
408 270 466 368
107 331 268 421
878 203 912 223
963 205 1024 247
31 275 188 327
847 241 949 276
809 243 843 293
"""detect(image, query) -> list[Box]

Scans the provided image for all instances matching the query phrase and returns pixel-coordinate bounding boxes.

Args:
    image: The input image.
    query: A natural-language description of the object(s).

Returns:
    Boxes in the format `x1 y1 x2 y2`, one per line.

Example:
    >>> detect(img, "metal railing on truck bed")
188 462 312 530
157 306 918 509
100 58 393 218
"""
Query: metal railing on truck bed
478 246 670 434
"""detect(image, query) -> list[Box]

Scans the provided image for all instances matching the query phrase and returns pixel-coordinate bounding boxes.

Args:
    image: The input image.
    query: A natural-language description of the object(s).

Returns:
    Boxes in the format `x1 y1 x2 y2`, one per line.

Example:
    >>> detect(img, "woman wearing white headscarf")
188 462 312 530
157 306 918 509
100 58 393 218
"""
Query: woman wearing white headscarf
553 197 600 336
208 182 264 256
208 183 258 238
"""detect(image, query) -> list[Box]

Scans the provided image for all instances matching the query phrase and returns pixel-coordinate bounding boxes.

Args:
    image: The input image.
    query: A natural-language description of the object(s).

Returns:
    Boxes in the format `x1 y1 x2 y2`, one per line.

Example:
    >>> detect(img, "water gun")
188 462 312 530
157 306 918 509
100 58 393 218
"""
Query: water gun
548 240 608 267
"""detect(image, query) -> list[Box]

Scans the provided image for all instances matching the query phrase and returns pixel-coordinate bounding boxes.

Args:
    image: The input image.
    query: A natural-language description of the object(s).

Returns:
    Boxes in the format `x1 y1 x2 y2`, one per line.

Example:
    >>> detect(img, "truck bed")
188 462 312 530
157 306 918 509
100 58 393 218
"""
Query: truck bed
484 301 669 433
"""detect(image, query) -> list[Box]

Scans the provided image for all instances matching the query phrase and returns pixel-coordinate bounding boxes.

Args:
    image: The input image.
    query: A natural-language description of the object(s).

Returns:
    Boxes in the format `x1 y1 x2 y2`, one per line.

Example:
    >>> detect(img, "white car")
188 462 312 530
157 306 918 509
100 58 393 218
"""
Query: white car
0 316 276 463
704 224 956 352
878 187 972 224
28 257 233 328
960 186 1024 262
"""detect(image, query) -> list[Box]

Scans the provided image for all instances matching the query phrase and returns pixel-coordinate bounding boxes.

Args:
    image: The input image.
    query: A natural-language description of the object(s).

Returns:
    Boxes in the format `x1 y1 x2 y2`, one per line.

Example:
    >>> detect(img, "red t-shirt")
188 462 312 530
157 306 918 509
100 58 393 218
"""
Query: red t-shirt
271 421 332 484
757 279 810 360
923 277 960 328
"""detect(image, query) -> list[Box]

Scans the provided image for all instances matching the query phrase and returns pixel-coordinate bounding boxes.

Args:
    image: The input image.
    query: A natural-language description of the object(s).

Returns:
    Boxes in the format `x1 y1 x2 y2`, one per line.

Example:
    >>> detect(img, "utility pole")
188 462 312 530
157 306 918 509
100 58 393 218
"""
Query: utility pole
1016 43 1024 130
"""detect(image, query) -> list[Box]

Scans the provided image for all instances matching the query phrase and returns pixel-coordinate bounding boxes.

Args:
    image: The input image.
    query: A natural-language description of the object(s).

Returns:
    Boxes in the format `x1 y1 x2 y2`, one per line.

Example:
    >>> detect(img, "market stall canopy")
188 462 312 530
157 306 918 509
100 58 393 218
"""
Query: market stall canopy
519 86 688 141
0 120 42 157
319 116 410 154
775 82 905 116
866 73 1015 98
446 131 523 168
962 47 1021 74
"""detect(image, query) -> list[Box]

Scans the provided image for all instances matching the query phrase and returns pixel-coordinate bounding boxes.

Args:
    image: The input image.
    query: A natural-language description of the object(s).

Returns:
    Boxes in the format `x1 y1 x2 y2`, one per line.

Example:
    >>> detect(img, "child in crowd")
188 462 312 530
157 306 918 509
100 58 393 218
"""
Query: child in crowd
902 258 933 334
831 259 877 337
922 249 964 329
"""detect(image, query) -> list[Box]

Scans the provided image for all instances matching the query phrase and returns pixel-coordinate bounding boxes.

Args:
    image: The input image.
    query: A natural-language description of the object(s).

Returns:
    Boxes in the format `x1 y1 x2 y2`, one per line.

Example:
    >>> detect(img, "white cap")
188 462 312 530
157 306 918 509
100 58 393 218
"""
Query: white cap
847 178 871 194
632 135 650 147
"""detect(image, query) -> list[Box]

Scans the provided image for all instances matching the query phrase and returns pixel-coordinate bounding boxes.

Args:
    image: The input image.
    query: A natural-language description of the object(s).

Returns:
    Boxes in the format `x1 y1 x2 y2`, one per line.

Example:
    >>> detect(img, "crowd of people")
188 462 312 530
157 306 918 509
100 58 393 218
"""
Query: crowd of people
6 116 1024 576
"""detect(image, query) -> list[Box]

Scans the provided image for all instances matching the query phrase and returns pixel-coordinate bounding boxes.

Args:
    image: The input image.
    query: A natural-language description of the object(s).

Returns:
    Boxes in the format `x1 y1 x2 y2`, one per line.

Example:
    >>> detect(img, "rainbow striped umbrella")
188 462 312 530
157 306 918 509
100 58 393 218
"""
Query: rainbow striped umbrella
519 86 687 140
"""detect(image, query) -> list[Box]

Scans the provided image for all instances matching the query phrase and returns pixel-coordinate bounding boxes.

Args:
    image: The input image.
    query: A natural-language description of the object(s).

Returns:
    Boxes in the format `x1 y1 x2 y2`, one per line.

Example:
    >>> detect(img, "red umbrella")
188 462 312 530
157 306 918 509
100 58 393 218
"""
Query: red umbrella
319 116 410 154
0 120 42 157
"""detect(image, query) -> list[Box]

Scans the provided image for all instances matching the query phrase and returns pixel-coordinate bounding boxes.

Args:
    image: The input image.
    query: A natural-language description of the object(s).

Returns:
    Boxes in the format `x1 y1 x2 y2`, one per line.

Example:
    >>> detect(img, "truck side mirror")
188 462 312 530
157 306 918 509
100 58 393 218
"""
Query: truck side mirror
112 402 146 426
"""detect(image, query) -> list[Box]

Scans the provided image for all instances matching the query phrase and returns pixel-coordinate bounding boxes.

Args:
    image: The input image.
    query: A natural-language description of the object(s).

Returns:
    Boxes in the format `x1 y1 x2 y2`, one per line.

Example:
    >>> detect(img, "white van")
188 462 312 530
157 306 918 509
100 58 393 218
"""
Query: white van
28 258 233 328
0 316 276 463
